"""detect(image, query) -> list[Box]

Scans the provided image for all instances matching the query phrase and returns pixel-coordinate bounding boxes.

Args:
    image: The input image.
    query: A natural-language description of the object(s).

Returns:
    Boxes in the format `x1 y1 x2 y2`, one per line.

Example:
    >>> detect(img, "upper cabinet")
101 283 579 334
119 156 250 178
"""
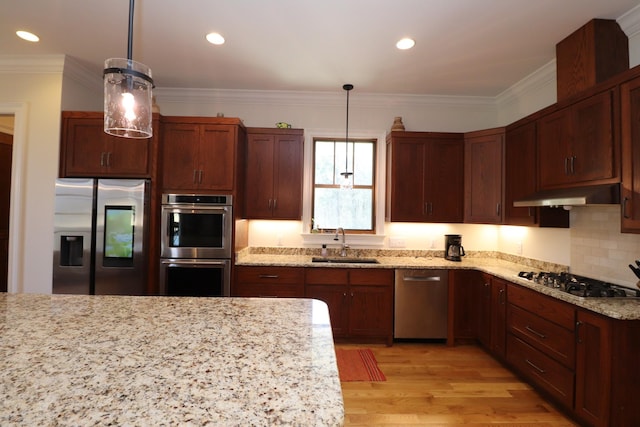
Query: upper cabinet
161 117 246 193
386 131 464 223
244 128 304 220
537 90 618 190
464 128 505 224
60 111 157 178
621 75 640 233
504 120 569 228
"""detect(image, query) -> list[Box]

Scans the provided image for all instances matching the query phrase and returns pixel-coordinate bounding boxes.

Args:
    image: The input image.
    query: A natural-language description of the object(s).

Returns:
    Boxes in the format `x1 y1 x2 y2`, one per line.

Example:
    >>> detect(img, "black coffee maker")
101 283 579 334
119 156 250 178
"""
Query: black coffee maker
445 234 465 262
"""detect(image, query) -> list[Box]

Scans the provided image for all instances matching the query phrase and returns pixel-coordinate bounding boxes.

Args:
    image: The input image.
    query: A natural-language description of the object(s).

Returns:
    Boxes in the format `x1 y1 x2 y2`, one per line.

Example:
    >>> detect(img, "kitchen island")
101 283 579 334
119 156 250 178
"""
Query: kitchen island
0 294 344 426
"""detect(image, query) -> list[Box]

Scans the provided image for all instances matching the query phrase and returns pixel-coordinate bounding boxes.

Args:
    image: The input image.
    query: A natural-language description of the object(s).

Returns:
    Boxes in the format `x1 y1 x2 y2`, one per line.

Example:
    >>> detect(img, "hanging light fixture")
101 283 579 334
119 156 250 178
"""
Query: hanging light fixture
104 0 154 139
340 84 354 190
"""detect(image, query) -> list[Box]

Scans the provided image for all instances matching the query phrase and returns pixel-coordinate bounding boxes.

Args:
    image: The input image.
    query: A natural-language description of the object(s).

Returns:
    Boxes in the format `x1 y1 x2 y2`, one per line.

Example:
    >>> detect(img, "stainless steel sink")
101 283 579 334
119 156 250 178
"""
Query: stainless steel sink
311 256 379 264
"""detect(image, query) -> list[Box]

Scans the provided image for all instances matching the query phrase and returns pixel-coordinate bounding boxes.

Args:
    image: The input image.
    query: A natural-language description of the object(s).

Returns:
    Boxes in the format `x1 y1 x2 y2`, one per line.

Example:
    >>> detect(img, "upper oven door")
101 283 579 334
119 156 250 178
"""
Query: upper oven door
161 204 232 259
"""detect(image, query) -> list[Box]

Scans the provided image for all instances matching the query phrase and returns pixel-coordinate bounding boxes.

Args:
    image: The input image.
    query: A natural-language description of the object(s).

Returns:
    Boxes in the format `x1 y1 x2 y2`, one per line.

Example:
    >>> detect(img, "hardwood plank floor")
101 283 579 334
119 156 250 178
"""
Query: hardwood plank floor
336 342 577 426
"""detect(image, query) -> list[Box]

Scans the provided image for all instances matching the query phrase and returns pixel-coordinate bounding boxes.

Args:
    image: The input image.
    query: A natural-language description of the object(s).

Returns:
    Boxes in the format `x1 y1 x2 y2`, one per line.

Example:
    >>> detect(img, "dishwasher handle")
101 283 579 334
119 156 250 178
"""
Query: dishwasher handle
402 276 442 282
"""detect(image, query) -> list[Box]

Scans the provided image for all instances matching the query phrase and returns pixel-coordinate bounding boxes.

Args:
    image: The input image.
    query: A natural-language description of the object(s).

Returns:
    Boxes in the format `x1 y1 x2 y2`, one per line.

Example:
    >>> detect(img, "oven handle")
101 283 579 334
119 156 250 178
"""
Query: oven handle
161 259 230 268
162 205 230 213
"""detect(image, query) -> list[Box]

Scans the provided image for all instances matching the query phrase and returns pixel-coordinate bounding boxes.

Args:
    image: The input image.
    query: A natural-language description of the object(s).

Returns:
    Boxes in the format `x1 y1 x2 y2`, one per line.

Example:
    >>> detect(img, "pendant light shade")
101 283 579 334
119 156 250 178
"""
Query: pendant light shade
340 84 354 190
104 0 154 139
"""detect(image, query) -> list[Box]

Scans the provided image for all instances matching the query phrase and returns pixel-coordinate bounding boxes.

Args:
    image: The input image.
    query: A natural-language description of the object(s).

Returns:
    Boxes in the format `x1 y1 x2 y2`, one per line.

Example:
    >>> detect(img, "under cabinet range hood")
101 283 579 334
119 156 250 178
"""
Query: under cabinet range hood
513 184 620 207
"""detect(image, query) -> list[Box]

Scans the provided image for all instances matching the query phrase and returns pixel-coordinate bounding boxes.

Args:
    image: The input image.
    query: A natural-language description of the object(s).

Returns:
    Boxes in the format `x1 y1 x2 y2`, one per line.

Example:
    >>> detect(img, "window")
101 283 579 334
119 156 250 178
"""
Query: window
312 138 376 233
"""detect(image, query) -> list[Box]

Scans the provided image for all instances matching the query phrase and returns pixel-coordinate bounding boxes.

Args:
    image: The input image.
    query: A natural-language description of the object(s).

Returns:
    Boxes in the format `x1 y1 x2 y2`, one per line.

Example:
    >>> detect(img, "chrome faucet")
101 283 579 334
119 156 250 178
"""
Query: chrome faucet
334 227 349 257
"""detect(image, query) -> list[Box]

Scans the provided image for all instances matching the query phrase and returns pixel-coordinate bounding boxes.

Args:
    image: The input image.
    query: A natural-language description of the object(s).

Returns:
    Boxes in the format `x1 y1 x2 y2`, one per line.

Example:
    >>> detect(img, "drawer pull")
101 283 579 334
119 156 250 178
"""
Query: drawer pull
525 358 546 374
258 274 279 279
525 325 546 339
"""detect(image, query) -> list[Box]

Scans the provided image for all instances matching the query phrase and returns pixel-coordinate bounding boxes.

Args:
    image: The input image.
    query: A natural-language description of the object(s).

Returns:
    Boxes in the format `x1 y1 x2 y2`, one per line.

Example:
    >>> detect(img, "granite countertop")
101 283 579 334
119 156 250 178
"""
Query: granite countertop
236 251 640 321
0 294 344 426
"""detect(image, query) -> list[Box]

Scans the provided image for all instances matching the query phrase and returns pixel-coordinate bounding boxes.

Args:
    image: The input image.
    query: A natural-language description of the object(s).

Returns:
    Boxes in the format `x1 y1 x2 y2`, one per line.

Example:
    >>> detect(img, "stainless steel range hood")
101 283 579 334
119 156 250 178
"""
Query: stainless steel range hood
513 184 620 207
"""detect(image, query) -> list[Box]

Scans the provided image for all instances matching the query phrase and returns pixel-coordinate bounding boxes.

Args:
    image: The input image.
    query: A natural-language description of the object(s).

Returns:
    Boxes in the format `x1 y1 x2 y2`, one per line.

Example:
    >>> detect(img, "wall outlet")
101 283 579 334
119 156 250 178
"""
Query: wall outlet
515 241 523 255
389 237 406 248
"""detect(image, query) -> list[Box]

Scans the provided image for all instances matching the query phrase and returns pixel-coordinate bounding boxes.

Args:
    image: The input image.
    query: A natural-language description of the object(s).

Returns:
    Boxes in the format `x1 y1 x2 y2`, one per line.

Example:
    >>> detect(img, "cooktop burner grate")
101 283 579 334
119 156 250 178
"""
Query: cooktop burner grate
517 271 640 298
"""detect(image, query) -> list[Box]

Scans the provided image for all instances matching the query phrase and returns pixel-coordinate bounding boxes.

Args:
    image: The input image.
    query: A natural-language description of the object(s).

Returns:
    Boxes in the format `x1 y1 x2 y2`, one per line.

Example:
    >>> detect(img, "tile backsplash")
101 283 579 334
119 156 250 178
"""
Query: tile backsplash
570 205 640 287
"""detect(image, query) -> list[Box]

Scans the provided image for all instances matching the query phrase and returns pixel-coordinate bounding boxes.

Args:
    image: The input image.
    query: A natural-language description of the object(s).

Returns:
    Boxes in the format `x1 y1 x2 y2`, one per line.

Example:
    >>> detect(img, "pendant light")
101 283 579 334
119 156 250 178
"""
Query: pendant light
103 0 154 139
340 84 354 190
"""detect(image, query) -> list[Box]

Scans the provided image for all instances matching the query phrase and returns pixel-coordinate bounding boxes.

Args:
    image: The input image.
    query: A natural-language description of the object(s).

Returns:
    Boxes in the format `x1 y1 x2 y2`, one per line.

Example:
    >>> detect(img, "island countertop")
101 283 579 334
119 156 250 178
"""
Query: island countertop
0 294 344 426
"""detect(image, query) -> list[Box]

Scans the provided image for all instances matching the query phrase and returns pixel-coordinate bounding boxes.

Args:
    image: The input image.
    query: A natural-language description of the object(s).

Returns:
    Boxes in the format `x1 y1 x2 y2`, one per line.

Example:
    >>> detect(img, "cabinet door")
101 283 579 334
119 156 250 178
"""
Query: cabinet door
575 309 612 427
62 117 108 176
245 134 276 218
621 77 640 232
272 134 303 219
198 125 235 191
538 108 573 189
464 130 504 223
107 134 152 176
505 121 537 225
452 269 482 341
161 123 199 190
427 137 464 222
571 91 615 184
305 284 349 337
348 285 393 339
478 277 492 348
490 278 507 358
386 136 427 221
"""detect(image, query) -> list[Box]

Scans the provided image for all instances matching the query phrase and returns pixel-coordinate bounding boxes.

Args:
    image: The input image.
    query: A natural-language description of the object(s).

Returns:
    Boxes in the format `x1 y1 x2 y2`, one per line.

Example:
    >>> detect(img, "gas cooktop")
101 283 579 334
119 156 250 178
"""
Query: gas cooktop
517 271 640 298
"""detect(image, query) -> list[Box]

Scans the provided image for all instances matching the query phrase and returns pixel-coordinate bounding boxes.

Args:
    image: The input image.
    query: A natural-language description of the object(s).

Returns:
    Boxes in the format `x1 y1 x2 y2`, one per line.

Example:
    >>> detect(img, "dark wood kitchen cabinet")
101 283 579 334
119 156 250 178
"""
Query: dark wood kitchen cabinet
537 90 618 190
60 111 156 178
477 274 507 359
450 269 482 344
244 128 303 219
504 119 569 228
506 283 576 411
386 131 464 223
233 265 304 297
161 116 246 193
304 267 393 345
620 75 640 233
464 128 505 224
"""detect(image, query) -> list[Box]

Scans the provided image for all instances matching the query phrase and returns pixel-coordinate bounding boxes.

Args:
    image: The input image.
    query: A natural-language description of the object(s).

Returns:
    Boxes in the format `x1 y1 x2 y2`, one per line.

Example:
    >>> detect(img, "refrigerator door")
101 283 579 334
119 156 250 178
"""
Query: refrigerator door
53 178 94 294
95 179 149 295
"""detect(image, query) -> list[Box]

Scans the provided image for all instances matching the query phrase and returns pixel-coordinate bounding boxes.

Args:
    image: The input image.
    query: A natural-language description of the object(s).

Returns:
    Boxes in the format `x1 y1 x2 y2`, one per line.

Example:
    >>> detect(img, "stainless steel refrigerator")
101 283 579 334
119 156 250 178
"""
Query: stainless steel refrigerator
53 178 149 295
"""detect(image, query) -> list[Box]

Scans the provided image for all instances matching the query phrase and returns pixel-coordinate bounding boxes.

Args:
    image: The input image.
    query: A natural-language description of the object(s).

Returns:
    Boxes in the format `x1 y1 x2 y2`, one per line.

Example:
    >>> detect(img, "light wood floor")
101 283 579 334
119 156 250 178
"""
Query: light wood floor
336 342 577 426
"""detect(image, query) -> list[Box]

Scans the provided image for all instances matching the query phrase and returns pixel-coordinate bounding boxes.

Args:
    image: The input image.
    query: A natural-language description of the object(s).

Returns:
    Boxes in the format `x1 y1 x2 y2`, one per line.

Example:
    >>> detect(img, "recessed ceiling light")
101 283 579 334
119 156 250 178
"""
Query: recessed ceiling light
16 30 39 42
206 32 225 45
396 38 415 50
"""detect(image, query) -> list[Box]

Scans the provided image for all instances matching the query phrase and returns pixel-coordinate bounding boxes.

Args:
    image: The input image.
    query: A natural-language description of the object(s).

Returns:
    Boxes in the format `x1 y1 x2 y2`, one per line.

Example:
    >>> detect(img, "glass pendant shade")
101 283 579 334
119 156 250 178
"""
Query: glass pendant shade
104 58 153 138
340 171 353 190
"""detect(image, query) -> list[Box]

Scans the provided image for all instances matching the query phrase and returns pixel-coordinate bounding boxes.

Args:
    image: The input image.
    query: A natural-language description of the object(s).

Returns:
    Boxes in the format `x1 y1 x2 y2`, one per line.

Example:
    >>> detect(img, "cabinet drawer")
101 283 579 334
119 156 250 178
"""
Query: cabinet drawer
350 269 394 286
507 284 575 330
234 282 304 298
508 304 575 369
507 334 575 409
236 266 304 284
305 268 348 285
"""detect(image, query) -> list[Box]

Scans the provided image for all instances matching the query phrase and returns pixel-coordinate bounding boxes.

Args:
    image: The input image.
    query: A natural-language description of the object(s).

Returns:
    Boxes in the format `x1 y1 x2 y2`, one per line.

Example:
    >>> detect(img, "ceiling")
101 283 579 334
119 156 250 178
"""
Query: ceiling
2 0 640 97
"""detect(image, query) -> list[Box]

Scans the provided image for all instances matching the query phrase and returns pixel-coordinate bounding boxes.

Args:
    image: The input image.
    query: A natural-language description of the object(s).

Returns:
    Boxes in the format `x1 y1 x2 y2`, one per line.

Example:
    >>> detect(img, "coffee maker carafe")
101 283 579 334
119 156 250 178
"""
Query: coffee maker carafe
445 234 465 262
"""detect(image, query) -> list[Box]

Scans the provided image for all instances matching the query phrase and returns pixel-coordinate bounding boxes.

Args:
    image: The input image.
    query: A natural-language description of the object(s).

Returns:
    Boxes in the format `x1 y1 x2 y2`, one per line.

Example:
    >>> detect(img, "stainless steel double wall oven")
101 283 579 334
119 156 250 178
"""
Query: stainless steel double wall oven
160 194 232 296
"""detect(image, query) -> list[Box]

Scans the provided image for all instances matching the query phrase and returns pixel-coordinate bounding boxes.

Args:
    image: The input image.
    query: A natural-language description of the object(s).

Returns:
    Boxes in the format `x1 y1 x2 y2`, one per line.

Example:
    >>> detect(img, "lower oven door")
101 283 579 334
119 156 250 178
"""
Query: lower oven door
160 259 231 297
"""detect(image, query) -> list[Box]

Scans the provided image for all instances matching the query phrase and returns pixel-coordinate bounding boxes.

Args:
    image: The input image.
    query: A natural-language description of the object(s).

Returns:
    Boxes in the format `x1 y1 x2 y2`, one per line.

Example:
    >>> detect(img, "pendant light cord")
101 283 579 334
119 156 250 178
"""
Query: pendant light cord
127 0 135 61
343 84 354 175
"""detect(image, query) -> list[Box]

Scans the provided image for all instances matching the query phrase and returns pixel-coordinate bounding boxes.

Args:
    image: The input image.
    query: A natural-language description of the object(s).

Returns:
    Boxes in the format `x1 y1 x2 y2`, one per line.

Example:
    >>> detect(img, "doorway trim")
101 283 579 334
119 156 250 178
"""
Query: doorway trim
0 102 27 293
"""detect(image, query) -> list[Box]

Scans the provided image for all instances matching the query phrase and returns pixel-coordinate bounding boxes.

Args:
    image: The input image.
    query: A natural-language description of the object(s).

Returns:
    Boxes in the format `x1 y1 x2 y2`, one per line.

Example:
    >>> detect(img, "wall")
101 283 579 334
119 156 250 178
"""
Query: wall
0 56 65 293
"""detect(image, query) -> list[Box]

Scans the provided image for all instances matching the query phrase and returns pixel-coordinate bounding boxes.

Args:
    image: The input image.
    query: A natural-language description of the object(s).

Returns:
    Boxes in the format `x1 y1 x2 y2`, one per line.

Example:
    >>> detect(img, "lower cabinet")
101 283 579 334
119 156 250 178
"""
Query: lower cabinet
305 268 394 345
506 283 576 410
233 266 305 297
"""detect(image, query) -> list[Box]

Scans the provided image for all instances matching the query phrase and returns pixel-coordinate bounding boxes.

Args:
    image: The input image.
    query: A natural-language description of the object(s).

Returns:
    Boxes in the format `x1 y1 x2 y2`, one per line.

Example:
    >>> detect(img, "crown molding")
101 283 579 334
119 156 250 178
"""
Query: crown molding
62 55 102 92
494 59 556 108
618 3 640 38
154 87 496 110
0 54 65 74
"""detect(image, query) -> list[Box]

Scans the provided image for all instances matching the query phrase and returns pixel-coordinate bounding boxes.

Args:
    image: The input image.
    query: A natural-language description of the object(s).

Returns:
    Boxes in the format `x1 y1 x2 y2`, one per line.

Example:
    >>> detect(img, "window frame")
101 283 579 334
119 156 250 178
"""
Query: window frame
311 137 377 234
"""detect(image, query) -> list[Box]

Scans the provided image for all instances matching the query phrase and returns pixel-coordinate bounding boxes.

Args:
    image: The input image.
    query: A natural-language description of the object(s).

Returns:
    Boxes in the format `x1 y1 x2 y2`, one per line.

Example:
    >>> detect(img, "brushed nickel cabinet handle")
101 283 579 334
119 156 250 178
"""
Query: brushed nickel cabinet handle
106 152 112 167
623 197 630 219
100 152 105 167
525 325 546 339
525 358 546 374
258 274 279 279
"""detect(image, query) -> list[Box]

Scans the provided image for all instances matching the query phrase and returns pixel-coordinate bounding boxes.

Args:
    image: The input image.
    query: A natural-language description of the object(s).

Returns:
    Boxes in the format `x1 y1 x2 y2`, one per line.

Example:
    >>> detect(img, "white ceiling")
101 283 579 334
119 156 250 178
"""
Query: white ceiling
2 0 640 96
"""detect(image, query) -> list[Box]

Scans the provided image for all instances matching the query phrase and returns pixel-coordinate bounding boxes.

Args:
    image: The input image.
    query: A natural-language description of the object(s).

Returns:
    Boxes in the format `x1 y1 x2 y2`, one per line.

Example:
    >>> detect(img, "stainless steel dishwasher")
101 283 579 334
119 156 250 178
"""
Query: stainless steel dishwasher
394 269 448 339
